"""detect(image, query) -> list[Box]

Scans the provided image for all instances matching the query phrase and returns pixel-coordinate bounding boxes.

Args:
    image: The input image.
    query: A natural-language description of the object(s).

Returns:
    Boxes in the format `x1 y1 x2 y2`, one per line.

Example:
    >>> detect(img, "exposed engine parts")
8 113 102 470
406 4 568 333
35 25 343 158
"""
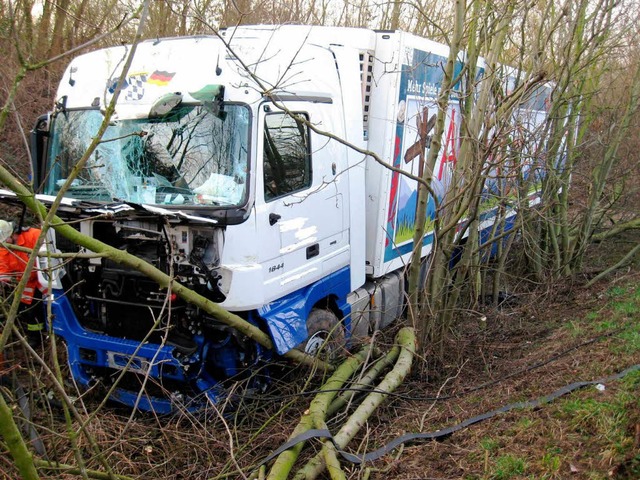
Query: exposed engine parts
56 217 259 407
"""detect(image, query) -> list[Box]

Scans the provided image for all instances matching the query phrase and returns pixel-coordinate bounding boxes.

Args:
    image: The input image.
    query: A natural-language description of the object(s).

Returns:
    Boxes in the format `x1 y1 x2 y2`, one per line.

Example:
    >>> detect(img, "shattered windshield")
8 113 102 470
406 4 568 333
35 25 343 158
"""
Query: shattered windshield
45 105 250 207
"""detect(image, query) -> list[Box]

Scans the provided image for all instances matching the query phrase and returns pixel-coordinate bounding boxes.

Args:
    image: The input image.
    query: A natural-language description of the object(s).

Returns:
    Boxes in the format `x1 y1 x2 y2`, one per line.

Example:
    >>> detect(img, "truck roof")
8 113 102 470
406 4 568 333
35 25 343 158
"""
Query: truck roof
56 26 383 115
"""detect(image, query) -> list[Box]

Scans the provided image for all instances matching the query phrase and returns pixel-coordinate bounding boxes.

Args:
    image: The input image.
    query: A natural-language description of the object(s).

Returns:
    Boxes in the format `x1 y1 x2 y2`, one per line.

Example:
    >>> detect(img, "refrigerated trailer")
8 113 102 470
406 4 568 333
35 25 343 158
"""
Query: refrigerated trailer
3 25 550 412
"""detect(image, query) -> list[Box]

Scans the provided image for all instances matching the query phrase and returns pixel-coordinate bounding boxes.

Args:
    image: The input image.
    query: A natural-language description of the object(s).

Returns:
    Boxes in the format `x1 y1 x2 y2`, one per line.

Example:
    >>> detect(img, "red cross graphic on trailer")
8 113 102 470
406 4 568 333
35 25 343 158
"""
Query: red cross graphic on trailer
438 108 457 181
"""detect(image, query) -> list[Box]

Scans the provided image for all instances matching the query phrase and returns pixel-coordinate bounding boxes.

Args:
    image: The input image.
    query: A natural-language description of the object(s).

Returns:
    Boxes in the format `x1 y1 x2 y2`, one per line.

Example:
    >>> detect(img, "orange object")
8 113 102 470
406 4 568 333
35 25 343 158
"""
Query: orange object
0 228 42 304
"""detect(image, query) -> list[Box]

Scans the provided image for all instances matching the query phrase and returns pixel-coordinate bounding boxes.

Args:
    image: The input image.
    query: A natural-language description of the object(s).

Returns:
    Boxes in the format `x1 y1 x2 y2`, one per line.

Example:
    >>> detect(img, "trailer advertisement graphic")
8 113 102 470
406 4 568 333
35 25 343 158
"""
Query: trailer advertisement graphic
384 49 462 262
382 48 550 264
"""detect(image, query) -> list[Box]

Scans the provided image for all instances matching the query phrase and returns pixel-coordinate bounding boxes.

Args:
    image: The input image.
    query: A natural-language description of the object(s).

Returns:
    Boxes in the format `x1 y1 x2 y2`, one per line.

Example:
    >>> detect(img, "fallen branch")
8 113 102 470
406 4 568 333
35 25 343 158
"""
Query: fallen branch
294 327 416 480
0 392 39 480
326 343 400 417
34 460 135 480
591 218 640 243
586 242 640 287
266 346 372 480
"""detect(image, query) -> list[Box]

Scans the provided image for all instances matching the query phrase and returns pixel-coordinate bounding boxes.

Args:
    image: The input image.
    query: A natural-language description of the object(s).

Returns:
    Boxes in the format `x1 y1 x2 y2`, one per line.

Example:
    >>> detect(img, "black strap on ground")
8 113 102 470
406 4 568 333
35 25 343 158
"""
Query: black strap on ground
259 363 640 467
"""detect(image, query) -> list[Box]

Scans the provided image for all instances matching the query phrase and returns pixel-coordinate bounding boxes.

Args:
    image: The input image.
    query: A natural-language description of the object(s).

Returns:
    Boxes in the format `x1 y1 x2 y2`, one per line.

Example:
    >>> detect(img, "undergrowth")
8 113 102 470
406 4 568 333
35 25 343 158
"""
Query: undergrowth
464 279 640 480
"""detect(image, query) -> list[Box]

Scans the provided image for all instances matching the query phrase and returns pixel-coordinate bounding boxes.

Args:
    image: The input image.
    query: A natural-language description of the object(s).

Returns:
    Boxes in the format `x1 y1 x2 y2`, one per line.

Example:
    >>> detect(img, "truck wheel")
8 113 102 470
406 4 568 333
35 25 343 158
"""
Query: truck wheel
300 308 345 361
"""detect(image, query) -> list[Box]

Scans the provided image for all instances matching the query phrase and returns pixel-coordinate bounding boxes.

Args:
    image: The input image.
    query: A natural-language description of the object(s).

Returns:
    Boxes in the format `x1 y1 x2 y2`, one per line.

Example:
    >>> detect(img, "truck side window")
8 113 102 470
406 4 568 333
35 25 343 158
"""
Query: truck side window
263 112 311 201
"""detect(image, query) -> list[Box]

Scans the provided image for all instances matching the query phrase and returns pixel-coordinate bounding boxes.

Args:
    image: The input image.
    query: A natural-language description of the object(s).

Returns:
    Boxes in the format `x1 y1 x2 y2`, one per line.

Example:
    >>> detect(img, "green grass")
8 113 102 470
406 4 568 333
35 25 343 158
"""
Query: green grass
540 450 561 474
505 415 538 437
478 436 530 478
491 454 527 479
606 285 627 298
613 300 637 315
585 311 599 322
620 368 640 388
566 319 584 337
552 369 639 468
480 436 500 453
585 281 640 352
515 417 534 430
559 397 629 444
611 329 640 354
605 284 640 353
596 319 618 331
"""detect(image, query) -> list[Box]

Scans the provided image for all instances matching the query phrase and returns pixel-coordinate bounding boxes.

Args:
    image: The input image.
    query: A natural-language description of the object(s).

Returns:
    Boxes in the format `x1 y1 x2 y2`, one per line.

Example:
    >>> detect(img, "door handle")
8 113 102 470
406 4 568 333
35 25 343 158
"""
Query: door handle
306 243 319 259
269 213 281 226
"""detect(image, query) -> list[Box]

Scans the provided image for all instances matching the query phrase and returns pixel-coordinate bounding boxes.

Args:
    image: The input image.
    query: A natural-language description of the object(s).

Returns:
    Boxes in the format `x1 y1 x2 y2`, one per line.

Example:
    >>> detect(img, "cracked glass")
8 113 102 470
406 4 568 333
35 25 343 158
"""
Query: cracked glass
46 104 250 207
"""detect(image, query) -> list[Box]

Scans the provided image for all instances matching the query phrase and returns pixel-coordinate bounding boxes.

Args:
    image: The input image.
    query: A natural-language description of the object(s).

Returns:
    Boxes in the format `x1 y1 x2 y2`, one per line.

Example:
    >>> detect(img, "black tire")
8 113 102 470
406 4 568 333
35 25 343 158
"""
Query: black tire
298 308 346 361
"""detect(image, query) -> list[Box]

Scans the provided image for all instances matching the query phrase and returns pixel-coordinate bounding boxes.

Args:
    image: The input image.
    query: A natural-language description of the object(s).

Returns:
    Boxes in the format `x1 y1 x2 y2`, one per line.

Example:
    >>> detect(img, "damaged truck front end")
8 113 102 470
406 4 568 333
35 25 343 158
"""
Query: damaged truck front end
29 65 267 412
46 213 268 413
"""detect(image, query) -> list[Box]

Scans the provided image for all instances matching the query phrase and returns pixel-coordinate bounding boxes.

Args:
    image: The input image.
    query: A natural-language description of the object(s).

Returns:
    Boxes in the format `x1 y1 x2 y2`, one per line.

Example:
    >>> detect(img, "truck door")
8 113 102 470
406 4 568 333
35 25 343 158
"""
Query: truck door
255 101 350 303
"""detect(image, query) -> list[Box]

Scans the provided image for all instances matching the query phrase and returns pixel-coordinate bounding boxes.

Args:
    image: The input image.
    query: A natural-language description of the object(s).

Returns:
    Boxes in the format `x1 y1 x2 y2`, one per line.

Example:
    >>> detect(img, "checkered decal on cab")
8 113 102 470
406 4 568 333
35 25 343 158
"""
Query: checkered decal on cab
125 73 148 101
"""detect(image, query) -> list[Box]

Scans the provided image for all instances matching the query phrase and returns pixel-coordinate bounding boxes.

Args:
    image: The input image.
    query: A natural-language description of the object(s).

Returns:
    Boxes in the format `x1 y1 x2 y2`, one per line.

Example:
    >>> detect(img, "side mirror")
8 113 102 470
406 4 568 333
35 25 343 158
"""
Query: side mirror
30 114 50 192
191 84 226 120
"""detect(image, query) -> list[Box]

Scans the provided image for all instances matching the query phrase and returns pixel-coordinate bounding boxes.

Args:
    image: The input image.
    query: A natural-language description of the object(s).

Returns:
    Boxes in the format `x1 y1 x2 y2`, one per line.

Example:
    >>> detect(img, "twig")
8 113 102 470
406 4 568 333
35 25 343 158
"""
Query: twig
586 242 640 287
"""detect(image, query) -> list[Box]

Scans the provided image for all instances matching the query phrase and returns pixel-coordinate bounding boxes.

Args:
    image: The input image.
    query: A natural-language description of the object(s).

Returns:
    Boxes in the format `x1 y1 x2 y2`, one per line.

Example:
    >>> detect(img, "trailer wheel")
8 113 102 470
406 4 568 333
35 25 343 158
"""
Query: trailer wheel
299 308 345 361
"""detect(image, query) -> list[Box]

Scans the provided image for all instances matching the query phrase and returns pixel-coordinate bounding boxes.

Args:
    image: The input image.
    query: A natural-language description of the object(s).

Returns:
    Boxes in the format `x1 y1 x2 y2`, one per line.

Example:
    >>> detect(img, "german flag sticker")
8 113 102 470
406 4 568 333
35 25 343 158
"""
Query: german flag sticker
148 70 176 86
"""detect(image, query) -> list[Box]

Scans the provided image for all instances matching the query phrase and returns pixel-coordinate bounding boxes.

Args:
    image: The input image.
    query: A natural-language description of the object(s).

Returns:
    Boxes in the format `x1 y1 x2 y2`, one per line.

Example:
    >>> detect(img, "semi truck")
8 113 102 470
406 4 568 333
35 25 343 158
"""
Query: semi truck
4 25 549 412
